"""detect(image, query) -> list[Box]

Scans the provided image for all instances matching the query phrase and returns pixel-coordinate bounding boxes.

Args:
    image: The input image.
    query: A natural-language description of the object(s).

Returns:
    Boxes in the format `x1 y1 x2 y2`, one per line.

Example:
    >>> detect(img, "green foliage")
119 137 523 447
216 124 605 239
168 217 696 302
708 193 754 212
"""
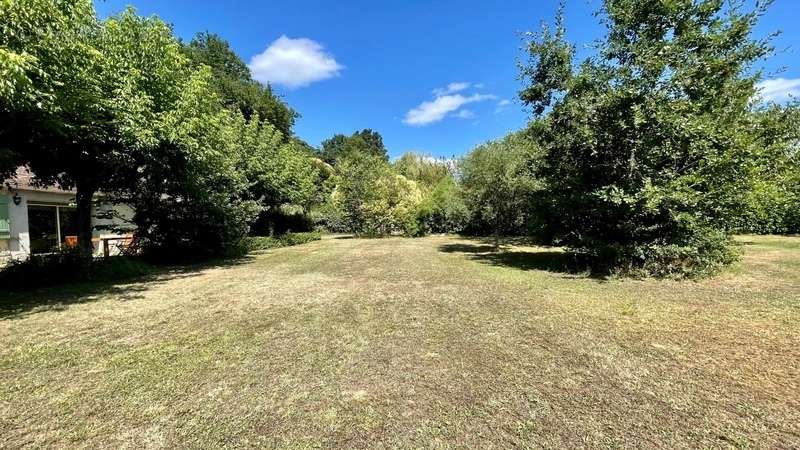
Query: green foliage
460 131 545 239
242 231 322 252
518 1 573 116
0 0 97 116
1 4 190 250
129 67 261 260
732 105 800 234
234 116 320 209
0 248 153 292
519 0 791 277
320 152 422 236
393 152 452 187
416 176 469 234
2 5 319 259
320 129 388 164
394 152 467 234
362 170 424 236
183 32 297 137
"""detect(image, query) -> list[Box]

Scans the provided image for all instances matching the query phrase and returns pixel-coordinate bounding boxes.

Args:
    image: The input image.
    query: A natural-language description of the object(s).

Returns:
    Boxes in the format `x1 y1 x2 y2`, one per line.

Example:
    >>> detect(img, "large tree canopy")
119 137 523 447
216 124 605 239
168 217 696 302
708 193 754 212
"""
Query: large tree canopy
0 3 190 250
0 3 314 258
183 32 297 138
519 0 795 277
319 129 388 164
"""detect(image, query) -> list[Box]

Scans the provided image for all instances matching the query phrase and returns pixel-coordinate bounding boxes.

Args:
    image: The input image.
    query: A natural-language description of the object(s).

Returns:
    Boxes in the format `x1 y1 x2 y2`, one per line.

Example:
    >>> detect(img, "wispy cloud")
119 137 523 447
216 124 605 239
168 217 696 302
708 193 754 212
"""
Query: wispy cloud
403 93 496 126
756 78 800 103
454 109 475 119
432 82 471 96
494 99 512 113
405 81 496 126
249 35 343 89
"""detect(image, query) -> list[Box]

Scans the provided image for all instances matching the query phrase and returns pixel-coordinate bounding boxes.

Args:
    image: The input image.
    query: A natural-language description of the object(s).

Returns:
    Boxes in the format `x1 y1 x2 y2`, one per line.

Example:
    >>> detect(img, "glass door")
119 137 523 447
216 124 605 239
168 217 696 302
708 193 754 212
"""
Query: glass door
27 205 80 254
58 207 78 246
27 205 58 254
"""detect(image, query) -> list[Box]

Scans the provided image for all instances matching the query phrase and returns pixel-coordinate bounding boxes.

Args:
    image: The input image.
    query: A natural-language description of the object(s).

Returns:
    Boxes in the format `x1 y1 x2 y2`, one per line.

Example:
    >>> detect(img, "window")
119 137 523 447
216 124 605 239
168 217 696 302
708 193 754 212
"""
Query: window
27 204 78 254
0 196 9 239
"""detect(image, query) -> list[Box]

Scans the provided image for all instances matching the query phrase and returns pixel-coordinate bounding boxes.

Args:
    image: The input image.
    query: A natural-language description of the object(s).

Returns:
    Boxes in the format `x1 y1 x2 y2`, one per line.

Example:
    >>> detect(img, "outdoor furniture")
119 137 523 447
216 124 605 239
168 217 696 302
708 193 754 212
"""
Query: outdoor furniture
99 234 139 257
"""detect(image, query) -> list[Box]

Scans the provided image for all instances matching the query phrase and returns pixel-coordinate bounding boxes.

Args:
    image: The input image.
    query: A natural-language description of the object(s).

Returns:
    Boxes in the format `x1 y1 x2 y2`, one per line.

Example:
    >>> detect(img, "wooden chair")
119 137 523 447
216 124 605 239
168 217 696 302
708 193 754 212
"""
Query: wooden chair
118 234 142 256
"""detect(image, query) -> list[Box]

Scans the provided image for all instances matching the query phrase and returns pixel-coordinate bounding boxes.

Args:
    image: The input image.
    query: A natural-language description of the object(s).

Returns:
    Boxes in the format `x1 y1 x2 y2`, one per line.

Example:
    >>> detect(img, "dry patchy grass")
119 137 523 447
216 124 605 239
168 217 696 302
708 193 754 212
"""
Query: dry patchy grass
1 235 798 448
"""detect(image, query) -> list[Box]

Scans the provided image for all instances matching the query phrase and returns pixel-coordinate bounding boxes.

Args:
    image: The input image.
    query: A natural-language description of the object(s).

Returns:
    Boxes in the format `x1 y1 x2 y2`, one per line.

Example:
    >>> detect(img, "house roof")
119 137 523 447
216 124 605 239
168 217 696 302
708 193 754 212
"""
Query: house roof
3 167 75 193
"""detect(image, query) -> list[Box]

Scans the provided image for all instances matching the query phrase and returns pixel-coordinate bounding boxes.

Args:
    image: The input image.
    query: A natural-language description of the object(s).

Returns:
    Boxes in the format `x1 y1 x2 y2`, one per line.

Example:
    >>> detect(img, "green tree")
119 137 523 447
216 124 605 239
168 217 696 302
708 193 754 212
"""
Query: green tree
394 152 466 234
127 66 263 259
733 104 800 233
460 131 544 246
323 151 421 235
416 176 469 234
520 0 791 277
1 4 314 257
393 152 451 188
0 3 188 251
320 129 388 164
183 32 297 138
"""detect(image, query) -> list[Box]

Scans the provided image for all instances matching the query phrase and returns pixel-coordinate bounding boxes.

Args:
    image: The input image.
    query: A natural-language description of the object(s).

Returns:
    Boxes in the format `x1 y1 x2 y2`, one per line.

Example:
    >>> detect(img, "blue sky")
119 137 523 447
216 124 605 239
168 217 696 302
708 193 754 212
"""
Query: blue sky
95 0 800 159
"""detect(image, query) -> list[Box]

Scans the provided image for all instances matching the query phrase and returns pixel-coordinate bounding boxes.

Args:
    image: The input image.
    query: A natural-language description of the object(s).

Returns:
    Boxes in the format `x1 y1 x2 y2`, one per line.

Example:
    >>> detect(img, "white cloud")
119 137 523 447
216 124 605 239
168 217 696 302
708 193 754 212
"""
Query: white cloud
432 82 471 96
403 93 496 126
756 78 800 103
249 35 343 89
454 109 475 119
495 99 512 113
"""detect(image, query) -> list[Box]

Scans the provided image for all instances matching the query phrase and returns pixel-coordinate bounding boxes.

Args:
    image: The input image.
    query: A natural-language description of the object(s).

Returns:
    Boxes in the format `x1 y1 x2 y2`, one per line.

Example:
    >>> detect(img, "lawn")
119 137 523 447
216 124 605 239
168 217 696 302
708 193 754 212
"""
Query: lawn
1 235 798 448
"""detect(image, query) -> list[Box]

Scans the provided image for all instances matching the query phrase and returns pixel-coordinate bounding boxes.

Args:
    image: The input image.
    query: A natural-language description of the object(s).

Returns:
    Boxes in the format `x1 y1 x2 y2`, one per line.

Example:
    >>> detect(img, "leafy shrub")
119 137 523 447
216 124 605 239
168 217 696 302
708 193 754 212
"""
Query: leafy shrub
416 177 469 234
310 202 349 233
573 228 740 279
1 247 153 292
460 130 545 238
250 205 314 235
242 231 322 252
323 152 424 236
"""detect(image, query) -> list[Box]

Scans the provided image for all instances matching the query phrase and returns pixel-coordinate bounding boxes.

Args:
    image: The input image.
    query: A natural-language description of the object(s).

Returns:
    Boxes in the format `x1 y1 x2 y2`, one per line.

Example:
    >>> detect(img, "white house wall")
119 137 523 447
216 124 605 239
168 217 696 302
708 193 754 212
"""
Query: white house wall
7 190 31 257
1 188 135 260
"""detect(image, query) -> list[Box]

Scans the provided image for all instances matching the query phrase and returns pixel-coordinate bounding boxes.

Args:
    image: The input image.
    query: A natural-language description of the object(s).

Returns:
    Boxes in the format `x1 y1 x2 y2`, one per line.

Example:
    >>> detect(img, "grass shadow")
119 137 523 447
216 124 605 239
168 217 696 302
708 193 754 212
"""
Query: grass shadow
0 255 255 320
439 240 607 280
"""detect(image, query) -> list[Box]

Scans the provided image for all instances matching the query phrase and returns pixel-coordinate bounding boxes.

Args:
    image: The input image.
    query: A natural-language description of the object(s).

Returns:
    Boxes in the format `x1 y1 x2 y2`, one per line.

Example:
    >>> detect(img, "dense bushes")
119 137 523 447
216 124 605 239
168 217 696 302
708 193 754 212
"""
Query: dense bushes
317 152 421 236
0 248 154 292
1 232 322 292
416 177 469 234
460 131 544 240
314 150 469 237
730 106 800 235
243 231 322 252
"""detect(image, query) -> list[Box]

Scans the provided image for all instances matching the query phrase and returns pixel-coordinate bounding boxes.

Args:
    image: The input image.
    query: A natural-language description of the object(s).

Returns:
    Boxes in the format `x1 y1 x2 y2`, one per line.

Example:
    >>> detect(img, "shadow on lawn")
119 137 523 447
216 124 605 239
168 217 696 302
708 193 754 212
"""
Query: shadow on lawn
0 256 254 320
439 240 606 279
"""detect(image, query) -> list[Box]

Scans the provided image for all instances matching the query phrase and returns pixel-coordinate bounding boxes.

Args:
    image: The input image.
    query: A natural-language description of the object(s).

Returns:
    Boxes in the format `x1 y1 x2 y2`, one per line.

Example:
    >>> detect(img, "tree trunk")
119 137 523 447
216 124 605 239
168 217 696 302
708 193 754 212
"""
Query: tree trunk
75 182 96 254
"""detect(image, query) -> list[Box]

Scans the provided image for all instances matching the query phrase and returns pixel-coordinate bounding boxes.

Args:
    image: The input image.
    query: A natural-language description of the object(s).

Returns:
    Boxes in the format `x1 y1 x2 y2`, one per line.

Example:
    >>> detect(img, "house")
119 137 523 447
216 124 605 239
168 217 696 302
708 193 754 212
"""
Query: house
1 167 135 262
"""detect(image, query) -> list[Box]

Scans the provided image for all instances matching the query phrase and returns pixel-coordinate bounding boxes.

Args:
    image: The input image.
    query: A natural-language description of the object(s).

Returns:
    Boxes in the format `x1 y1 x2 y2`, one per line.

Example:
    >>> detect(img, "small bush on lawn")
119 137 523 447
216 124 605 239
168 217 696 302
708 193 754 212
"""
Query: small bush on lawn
571 228 740 279
1 247 154 292
243 231 322 252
